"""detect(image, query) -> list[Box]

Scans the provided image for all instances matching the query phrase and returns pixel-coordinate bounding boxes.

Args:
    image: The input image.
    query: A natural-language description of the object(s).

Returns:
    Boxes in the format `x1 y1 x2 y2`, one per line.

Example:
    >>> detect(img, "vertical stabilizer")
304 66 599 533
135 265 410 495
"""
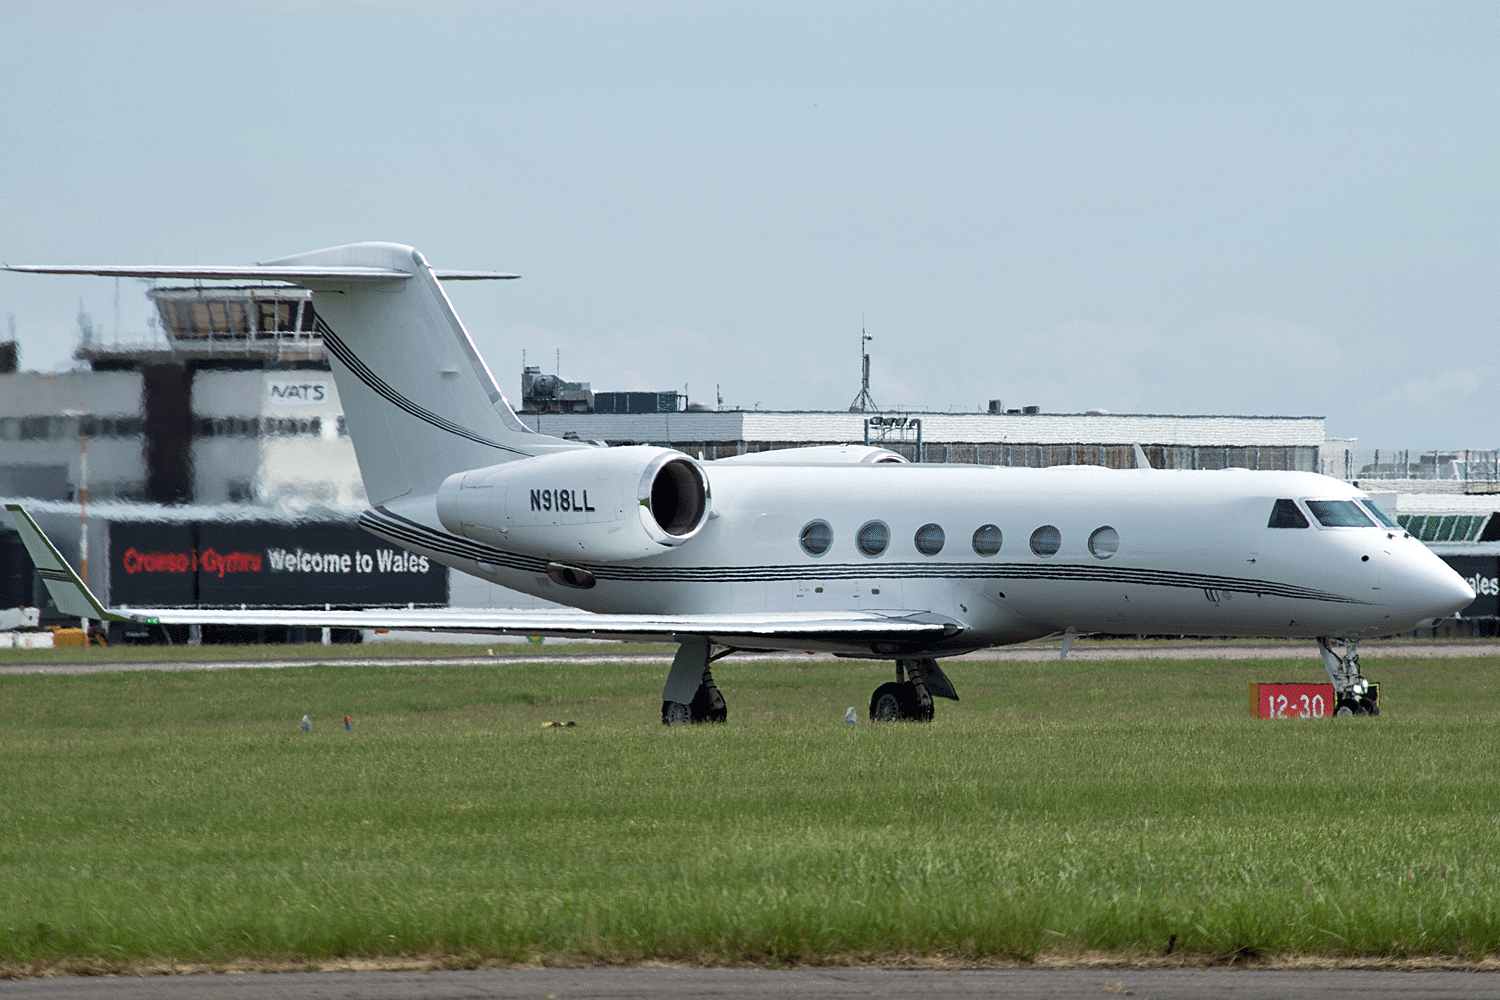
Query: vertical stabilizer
257 243 576 504
4 243 578 507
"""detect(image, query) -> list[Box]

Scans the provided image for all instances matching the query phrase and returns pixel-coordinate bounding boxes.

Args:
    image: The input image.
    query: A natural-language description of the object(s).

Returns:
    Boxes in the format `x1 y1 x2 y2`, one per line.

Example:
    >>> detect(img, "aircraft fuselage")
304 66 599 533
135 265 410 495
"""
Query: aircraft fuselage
365 463 1470 656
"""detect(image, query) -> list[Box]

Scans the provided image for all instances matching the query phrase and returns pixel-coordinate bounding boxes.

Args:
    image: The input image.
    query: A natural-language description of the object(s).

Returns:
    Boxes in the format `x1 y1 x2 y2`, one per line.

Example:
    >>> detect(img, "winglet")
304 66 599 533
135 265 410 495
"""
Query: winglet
3 505 126 621
1134 443 1155 470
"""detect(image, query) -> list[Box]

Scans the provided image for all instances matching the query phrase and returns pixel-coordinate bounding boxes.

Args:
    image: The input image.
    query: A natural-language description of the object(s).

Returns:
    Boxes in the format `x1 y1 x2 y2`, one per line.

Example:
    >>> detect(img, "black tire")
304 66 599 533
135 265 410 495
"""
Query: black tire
909 684 936 722
690 682 728 723
869 681 932 722
1333 697 1366 717
661 700 692 725
1359 696 1380 717
870 682 908 721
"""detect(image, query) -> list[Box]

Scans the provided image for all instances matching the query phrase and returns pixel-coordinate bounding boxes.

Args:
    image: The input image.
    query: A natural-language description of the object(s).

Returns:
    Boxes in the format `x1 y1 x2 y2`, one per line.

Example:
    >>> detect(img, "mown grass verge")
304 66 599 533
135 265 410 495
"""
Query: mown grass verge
1 650 1497 971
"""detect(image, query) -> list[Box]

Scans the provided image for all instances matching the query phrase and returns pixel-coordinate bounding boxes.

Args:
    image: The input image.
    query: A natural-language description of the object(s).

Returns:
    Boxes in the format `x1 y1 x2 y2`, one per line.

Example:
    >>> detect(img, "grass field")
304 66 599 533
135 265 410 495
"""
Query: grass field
1 647 1498 973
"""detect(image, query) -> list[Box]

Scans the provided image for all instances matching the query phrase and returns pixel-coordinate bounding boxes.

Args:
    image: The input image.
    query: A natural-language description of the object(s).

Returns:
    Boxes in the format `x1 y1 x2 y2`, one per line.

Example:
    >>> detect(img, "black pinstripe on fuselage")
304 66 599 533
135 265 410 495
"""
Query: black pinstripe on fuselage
358 505 1370 607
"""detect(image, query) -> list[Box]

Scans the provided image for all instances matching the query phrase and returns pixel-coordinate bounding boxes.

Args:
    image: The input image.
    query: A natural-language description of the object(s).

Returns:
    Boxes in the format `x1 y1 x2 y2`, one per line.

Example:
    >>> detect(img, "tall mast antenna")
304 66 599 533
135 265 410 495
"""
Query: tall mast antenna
848 319 878 413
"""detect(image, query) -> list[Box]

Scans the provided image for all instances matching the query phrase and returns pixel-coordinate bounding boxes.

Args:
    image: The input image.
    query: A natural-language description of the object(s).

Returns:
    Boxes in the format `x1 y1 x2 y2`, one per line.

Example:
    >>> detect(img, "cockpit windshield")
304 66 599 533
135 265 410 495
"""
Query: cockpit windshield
1305 499 1375 528
1357 499 1400 529
1268 499 1309 528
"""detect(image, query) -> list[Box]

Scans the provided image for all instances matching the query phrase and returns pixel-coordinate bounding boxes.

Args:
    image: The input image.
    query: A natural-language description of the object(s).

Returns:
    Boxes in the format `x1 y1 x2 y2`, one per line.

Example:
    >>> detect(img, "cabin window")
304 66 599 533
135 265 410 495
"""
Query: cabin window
800 519 832 556
914 522 945 555
971 524 1002 556
1268 499 1309 528
1030 525 1062 557
1088 525 1119 559
1358 499 1401 529
1306 500 1374 528
857 520 890 557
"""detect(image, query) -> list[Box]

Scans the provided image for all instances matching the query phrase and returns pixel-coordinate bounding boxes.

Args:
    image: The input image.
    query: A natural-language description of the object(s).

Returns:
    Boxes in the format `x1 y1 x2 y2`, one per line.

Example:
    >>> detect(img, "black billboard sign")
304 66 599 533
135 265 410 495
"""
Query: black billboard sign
111 522 199 606
110 521 447 608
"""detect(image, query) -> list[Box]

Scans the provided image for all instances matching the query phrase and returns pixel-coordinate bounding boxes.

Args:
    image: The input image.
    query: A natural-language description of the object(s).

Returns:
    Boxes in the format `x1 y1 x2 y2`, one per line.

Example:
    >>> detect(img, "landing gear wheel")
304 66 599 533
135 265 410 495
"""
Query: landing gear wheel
690 680 728 723
1320 638 1379 719
908 683 935 722
660 638 729 725
869 681 933 722
661 683 727 725
870 682 907 722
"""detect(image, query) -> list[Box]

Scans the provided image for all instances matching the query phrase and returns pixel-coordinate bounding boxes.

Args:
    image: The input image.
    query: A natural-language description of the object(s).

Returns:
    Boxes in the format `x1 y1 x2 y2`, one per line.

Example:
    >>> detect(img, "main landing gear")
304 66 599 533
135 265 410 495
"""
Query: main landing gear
661 635 729 725
1318 637 1380 717
869 659 959 723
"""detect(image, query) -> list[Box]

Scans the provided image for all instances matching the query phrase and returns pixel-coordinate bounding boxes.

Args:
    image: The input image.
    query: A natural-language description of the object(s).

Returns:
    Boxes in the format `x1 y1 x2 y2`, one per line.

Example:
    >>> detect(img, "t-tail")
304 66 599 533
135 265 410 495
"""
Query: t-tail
6 242 585 505
263 242 587 504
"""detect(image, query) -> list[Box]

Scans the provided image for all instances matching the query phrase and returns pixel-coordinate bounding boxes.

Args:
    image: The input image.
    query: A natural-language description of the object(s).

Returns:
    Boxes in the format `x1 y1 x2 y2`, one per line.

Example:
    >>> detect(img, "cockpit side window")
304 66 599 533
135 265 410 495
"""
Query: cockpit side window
1358 499 1401 529
1305 499 1375 528
1268 499 1309 528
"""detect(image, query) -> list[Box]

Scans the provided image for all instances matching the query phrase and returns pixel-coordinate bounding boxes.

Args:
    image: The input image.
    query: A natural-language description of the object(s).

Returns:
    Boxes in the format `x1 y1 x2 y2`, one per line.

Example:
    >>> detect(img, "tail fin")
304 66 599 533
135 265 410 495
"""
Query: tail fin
262 242 572 504
5 242 573 505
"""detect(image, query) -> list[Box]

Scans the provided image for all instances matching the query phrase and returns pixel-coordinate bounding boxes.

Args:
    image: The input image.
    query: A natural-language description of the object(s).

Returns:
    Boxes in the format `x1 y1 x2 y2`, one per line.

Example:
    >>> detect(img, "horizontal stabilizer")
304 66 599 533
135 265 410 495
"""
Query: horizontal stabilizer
3 264 517 283
432 270 520 281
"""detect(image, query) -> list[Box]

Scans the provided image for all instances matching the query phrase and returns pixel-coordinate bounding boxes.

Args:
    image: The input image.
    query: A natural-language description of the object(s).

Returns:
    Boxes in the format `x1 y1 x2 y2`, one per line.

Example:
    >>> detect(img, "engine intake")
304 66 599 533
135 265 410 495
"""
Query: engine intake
650 456 708 536
436 446 711 563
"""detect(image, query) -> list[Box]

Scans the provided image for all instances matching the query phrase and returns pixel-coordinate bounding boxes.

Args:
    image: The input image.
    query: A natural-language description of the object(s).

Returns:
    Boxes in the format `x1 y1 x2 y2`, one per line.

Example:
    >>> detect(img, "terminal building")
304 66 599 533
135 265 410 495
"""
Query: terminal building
1 283 1496 638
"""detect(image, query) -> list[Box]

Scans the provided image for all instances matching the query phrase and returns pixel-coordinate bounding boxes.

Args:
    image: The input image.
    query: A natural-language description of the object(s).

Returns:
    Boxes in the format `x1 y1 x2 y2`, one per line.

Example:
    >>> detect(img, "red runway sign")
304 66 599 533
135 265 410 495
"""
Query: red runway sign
1249 682 1335 719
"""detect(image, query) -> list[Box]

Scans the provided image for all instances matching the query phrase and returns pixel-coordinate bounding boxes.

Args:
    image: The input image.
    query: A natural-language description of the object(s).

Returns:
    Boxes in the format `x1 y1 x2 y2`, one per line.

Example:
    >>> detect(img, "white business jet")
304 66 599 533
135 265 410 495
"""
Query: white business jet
4 243 1475 722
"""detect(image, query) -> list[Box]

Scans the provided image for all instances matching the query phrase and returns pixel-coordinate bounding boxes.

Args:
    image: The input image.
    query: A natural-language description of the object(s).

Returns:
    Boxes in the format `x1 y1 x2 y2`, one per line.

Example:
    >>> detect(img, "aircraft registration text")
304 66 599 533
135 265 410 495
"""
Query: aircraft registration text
531 488 597 513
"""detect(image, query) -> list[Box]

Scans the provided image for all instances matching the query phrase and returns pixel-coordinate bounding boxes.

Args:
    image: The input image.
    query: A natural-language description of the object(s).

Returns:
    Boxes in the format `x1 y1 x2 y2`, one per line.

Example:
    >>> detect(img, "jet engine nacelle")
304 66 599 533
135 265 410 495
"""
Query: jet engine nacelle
436 446 711 562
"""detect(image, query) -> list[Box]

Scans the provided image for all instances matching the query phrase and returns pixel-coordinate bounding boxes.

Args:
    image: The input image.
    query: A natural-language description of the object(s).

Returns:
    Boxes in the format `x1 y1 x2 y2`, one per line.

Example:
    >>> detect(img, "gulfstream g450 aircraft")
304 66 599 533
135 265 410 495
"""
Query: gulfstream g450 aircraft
4 243 1475 723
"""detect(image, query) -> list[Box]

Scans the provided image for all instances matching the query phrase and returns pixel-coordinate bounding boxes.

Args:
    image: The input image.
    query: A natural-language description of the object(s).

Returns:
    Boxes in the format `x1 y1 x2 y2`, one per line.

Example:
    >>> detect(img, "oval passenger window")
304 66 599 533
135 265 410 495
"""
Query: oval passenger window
914 523 945 555
971 524 1002 556
1030 525 1061 557
800 520 832 556
1088 525 1119 559
857 520 890 557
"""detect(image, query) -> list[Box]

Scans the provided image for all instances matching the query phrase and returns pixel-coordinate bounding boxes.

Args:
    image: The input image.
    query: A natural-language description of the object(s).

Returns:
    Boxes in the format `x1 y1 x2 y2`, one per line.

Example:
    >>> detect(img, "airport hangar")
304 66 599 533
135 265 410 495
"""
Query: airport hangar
0 282 1496 642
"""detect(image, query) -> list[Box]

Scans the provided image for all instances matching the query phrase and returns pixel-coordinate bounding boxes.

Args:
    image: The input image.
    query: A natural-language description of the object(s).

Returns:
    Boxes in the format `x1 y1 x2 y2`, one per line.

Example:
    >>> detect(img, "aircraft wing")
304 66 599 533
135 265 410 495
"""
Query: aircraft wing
6 505 963 649
83 605 962 649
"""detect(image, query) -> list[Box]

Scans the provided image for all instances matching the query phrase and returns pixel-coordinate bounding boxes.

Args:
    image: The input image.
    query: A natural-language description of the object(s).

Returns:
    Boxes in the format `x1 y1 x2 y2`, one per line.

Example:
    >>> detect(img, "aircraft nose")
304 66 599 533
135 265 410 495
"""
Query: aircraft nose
1442 567 1477 614
1384 547 1476 627
1423 559 1476 619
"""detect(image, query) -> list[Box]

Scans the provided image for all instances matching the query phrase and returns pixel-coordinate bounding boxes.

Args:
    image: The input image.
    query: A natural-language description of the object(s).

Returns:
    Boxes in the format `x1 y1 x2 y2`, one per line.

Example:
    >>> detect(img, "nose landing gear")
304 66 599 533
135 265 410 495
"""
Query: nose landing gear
1318 638 1380 716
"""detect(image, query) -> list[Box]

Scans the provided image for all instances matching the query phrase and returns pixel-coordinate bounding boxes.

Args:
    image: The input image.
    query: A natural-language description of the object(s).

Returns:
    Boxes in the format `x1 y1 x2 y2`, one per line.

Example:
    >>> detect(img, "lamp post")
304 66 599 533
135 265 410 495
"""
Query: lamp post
62 408 90 639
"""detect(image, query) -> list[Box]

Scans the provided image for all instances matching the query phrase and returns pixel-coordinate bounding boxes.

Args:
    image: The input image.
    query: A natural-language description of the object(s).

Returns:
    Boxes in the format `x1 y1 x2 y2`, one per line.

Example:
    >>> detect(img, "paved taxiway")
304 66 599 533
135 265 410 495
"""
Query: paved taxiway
3 640 1496 676
2 967 1499 999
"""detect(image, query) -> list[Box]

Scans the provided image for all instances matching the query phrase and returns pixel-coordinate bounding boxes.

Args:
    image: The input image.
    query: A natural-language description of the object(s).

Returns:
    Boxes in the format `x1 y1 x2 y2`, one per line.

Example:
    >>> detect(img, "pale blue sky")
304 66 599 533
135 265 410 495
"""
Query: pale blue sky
2 1 1494 448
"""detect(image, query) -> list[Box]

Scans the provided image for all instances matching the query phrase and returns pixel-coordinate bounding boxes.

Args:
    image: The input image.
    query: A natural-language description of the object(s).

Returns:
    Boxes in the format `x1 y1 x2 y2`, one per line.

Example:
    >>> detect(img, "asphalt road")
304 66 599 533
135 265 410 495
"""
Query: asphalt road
3 968 1500 1000
3 640 1497 676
